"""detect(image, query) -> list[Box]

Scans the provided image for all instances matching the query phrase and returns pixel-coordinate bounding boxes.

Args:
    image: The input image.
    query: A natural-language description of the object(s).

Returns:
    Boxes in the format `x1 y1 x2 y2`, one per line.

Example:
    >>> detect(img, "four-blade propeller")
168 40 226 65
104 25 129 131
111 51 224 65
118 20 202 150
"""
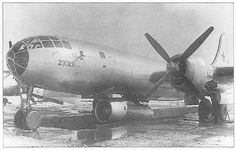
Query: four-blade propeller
144 26 214 102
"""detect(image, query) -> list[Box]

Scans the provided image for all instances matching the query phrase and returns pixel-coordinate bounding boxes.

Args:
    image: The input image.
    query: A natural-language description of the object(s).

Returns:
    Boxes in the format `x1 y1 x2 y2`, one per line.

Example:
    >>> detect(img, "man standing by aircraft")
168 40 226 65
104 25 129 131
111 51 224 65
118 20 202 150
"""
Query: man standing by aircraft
202 80 228 122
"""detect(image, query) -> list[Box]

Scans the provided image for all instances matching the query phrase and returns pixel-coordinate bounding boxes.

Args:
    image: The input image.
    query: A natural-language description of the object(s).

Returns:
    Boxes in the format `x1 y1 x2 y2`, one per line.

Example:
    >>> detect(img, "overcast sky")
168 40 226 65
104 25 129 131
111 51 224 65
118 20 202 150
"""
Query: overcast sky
2 3 233 70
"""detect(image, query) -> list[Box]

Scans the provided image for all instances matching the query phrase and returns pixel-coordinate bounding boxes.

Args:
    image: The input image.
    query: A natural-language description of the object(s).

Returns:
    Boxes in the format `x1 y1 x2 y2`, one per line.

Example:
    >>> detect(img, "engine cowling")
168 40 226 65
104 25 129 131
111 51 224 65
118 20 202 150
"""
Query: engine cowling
95 99 154 123
169 55 213 95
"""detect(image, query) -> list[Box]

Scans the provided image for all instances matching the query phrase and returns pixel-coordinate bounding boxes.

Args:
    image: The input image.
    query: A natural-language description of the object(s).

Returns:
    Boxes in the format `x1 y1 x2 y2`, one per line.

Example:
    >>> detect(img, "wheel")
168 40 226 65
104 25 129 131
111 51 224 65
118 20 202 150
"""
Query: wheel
22 110 42 130
198 99 212 121
14 109 42 130
92 99 100 110
219 104 228 121
14 109 25 129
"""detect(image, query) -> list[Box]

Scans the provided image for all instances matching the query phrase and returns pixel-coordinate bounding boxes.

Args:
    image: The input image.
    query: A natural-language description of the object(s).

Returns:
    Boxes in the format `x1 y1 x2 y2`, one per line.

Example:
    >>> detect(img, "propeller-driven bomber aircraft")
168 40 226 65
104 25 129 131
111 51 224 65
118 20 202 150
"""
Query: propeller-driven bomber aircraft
6 26 233 130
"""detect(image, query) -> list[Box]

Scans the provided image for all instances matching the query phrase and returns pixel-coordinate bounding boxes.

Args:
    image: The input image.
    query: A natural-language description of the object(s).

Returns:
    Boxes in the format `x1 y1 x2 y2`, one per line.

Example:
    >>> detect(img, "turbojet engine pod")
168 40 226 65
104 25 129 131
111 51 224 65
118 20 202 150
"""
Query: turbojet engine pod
94 99 154 123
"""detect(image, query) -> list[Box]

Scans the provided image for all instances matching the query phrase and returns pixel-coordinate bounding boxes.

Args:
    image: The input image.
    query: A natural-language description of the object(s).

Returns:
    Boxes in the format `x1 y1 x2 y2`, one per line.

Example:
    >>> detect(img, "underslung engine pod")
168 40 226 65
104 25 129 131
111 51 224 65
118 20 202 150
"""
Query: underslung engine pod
95 99 154 123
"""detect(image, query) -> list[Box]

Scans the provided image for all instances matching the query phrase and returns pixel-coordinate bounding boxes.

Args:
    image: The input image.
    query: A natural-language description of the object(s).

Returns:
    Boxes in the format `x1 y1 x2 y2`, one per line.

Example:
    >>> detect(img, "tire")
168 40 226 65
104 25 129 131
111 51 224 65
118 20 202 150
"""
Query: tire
21 112 29 130
14 109 26 130
198 99 212 121
14 109 24 129
92 99 100 110
22 110 42 130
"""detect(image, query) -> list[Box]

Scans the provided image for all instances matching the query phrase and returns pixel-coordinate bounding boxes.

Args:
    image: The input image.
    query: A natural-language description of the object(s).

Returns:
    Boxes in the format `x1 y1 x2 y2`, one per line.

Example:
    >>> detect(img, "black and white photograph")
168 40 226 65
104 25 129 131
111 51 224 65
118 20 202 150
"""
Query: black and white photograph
2 2 234 147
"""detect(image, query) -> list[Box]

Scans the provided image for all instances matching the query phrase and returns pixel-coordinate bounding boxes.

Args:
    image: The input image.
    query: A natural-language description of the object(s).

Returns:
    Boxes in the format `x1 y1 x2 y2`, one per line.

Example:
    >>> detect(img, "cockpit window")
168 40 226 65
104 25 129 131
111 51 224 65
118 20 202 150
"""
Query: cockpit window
36 36 49 41
19 36 72 49
28 42 42 49
12 42 27 53
24 38 39 44
62 41 72 49
23 38 42 49
48 36 59 40
53 41 63 48
42 41 54 48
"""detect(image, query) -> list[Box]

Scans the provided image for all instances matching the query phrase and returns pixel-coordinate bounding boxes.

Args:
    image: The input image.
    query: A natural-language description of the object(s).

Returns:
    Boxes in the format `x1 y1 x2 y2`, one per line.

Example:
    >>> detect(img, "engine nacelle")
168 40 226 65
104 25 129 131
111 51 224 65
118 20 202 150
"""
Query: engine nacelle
184 94 199 105
170 55 213 95
95 99 154 123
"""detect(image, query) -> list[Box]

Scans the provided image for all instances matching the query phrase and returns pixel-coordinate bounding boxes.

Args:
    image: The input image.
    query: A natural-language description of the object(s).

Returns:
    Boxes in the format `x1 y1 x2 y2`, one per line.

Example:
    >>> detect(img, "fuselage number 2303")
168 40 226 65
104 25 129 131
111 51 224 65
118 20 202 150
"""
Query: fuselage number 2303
58 59 74 67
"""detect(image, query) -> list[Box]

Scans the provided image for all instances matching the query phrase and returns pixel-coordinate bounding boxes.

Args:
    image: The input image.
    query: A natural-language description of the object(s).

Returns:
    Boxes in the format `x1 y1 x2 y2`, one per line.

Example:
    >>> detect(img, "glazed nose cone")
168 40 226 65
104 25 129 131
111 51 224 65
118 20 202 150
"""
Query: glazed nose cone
6 42 29 76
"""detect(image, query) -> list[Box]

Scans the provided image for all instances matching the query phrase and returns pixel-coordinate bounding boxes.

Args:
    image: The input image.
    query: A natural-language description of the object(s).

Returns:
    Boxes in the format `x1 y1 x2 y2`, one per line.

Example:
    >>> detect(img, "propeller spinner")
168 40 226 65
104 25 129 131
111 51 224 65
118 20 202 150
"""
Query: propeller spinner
144 26 214 102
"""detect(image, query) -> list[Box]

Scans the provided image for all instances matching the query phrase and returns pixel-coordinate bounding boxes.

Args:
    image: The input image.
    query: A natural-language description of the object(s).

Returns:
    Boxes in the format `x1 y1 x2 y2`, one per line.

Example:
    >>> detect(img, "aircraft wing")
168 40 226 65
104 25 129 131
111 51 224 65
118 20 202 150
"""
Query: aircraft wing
213 66 234 79
213 66 234 85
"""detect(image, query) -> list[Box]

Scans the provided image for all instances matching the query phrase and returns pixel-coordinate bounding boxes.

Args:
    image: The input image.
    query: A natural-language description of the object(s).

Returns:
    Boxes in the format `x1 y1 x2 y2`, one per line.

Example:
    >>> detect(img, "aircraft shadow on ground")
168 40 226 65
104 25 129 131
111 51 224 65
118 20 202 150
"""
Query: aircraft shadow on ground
41 115 97 130
15 124 129 145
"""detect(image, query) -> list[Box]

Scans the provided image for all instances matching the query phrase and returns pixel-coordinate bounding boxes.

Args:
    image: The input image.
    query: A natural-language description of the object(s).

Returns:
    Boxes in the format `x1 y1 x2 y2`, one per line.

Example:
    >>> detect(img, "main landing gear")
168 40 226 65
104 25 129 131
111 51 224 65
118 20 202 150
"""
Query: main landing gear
199 80 228 122
198 99 228 122
198 98 212 121
14 86 42 130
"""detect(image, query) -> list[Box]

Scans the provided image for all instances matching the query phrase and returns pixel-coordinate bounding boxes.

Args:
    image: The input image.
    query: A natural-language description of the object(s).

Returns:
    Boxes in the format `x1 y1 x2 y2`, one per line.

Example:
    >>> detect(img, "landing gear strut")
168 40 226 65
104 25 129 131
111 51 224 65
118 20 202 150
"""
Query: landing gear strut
14 108 42 130
14 86 42 130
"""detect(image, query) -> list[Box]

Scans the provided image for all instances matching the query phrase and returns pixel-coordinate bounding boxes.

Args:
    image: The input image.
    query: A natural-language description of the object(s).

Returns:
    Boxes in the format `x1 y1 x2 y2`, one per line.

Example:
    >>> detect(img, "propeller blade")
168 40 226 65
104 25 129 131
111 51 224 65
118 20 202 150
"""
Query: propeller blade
145 33 171 63
9 41 12 48
181 74 205 101
144 71 170 100
3 70 11 74
179 26 214 62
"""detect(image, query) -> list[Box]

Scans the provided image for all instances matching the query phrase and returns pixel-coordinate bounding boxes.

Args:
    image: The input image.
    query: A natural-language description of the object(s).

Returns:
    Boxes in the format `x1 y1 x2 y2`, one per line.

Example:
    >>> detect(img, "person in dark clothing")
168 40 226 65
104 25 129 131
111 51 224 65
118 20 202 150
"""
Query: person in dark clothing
202 80 227 122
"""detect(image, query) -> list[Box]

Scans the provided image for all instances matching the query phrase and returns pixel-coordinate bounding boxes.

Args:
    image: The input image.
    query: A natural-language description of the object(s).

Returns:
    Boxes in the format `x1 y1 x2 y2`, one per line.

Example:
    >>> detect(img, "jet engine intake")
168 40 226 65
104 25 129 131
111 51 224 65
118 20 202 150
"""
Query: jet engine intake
95 99 154 123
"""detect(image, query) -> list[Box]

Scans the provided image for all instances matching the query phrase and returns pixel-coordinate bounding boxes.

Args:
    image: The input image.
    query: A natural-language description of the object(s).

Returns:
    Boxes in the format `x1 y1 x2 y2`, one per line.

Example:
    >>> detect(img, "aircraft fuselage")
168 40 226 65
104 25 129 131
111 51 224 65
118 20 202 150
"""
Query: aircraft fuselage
7 36 180 98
